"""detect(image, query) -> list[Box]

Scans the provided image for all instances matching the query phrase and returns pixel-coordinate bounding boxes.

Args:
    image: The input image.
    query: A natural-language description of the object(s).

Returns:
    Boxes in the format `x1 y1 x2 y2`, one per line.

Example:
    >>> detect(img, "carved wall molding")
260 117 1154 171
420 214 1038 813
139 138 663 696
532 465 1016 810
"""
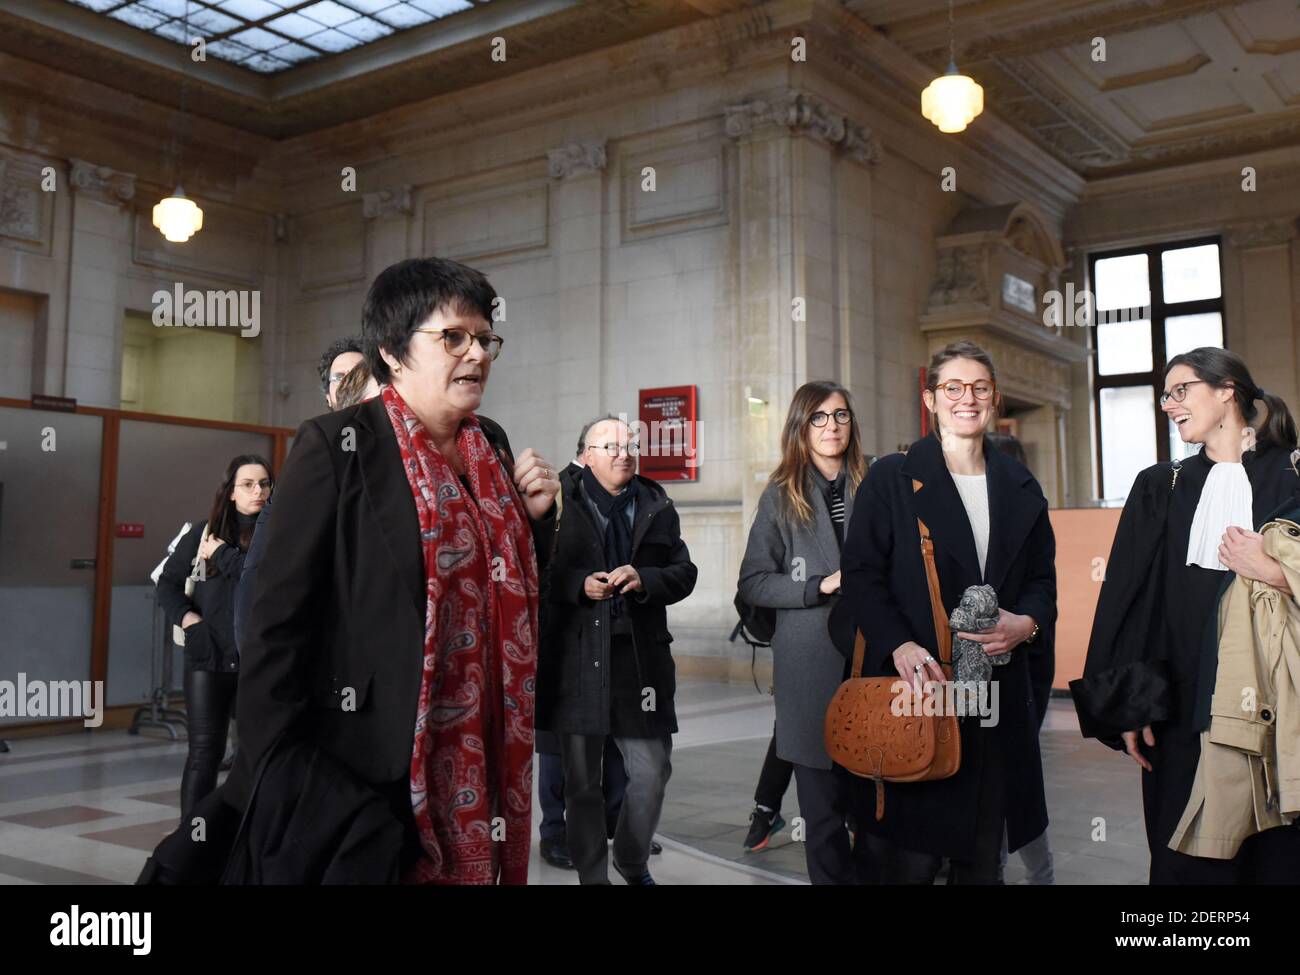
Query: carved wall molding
0 158 42 243
724 90 881 165
69 158 135 205
1226 218 1298 248
362 185 413 220
547 141 607 180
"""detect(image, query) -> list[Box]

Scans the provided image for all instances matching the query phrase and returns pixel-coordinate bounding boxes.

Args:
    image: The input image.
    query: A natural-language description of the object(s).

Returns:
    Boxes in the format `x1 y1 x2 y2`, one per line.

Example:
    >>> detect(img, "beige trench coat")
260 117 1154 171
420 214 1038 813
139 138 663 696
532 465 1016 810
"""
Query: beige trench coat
1170 516 1300 859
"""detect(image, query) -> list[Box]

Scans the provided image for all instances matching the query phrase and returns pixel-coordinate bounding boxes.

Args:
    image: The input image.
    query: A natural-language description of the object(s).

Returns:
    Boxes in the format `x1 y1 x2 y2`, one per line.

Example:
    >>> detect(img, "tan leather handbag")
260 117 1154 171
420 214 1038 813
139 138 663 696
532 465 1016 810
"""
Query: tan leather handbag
824 479 961 821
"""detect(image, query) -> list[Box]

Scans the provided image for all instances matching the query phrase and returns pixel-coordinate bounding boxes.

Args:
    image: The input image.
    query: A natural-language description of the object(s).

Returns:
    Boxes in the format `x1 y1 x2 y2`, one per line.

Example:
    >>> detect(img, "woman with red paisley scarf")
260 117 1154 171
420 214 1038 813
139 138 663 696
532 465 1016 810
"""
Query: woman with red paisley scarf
226 258 560 884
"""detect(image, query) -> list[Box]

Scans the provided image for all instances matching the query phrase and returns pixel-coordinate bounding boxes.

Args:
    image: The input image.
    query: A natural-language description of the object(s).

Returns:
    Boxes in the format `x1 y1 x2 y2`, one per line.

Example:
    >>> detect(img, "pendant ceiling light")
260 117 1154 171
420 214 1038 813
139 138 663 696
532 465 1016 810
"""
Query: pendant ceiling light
154 1 203 243
153 187 204 243
921 0 984 134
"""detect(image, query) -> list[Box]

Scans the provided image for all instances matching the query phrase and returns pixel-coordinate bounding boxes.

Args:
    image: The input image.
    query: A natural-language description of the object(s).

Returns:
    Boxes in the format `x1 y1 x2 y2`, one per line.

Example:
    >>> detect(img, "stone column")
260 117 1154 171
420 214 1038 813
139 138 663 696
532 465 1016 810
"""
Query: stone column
546 141 606 447
64 159 136 407
725 89 880 523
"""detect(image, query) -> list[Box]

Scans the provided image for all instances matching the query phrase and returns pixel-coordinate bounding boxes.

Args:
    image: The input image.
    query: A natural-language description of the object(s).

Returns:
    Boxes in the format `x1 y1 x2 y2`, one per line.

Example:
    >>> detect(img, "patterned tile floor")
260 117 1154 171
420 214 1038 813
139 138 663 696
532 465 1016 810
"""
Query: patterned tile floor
0 677 1146 885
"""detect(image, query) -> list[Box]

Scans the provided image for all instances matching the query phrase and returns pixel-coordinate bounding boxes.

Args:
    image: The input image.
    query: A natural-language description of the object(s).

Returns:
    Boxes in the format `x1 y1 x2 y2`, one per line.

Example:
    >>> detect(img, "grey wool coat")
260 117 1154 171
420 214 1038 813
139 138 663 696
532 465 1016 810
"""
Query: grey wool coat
737 472 854 769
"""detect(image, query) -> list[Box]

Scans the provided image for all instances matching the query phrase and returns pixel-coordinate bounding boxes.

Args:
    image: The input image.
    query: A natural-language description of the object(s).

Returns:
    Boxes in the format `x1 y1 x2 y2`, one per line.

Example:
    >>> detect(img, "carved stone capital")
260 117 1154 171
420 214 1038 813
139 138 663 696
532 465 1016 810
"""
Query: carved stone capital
69 159 135 205
547 141 607 179
1226 218 1297 249
362 185 413 220
0 159 41 242
724 90 880 164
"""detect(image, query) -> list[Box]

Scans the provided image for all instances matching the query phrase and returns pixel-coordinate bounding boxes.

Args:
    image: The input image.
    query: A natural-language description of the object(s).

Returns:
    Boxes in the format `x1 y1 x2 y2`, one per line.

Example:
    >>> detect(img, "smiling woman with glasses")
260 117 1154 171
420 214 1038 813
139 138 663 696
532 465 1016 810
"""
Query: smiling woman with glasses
226 257 563 886
737 381 869 882
839 340 1057 884
155 453 274 826
1074 345 1300 884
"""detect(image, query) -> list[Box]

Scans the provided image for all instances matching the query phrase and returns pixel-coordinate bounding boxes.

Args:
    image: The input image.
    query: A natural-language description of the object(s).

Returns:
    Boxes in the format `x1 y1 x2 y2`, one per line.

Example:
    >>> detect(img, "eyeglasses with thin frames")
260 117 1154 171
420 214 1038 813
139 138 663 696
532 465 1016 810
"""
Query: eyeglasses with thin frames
412 326 504 360
1159 380 1209 406
588 442 640 457
932 380 995 401
235 479 273 492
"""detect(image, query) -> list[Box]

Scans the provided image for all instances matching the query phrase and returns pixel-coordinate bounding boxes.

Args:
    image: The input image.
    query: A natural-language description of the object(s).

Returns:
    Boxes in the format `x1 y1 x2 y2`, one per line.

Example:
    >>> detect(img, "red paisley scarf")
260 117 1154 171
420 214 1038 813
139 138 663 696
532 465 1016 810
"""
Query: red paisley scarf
382 384 538 885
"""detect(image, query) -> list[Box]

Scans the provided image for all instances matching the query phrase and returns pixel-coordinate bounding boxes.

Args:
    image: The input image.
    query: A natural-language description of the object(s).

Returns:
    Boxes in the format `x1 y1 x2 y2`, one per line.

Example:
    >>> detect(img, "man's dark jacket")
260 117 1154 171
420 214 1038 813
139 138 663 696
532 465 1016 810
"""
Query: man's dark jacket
537 464 697 738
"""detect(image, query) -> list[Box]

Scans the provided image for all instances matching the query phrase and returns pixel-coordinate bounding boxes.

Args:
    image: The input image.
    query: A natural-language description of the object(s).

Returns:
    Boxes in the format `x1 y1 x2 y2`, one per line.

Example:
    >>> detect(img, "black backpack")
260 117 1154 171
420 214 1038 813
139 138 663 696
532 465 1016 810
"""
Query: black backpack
730 594 775 693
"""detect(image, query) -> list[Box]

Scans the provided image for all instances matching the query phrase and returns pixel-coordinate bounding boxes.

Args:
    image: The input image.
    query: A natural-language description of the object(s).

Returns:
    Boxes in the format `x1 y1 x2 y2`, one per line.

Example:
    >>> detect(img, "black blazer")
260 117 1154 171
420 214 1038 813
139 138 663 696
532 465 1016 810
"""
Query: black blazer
839 435 1057 858
224 396 555 812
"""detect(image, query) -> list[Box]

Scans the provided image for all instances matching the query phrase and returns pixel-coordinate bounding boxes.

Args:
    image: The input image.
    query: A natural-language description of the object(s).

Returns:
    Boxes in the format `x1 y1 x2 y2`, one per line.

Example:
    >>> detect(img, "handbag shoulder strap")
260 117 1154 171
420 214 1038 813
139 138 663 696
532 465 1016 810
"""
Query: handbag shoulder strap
912 478 952 672
848 478 953 677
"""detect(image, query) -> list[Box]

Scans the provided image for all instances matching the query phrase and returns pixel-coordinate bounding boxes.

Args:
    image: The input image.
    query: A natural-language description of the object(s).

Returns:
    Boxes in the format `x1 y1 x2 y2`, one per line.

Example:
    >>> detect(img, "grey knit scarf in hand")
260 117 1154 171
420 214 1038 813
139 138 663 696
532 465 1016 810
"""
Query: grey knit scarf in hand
949 584 1005 684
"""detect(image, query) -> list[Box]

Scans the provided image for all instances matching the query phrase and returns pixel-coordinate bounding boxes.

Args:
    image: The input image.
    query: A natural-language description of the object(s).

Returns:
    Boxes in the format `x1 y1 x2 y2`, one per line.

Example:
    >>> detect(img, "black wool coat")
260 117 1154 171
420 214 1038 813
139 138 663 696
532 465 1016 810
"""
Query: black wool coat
224 396 555 813
839 435 1058 859
536 466 698 738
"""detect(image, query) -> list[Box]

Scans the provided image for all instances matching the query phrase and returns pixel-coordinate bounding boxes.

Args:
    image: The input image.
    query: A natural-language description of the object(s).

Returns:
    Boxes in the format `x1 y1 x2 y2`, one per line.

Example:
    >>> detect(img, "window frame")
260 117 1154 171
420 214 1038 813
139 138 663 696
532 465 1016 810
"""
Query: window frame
1088 235 1225 498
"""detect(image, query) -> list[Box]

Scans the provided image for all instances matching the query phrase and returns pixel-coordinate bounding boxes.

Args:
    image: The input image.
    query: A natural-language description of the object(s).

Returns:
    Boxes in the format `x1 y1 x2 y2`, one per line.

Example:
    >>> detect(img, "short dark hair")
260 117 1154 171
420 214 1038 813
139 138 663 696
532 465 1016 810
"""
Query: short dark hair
318 335 363 399
361 258 497 385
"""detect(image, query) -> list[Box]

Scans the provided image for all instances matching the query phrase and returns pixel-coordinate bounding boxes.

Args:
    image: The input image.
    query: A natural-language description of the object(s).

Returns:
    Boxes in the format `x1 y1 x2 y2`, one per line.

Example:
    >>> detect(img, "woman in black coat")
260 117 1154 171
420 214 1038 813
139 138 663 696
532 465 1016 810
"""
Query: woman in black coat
226 257 560 885
839 340 1057 884
156 454 273 823
1072 347 1300 884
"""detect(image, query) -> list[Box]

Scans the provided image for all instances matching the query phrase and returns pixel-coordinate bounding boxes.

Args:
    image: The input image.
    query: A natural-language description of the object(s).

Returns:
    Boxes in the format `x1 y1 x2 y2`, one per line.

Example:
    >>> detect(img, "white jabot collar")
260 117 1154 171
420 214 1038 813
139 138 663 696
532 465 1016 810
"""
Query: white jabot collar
1186 460 1253 570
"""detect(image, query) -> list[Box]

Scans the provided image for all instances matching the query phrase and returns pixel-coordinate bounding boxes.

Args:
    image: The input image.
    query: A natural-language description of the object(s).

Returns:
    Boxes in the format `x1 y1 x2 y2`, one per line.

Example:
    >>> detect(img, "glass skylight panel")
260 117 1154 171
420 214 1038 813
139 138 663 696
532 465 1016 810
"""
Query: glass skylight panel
229 26 291 51
297 1 361 28
243 52 292 71
153 19 191 42
266 41 320 64
107 3 169 29
338 0 397 13
220 0 281 20
67 0 124 12
338 15 394 41
139 0 194 17
188 7 242 34
60 0 485 73
374 4 436 29
410 0 474 16
263 11 322 38
205 37 256 60
302 28 367 52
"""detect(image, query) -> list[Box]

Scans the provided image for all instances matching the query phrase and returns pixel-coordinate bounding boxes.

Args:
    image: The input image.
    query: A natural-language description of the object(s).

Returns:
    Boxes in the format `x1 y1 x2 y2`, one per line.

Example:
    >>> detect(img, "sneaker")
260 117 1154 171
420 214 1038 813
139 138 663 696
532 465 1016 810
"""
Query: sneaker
615 864 656 885
743 807 785 852
539 838 575 870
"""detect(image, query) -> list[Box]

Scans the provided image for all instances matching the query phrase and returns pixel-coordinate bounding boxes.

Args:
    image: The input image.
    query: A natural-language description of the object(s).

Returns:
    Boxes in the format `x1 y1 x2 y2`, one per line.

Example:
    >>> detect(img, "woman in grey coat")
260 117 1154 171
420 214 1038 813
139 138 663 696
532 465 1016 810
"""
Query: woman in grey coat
737 380 869 884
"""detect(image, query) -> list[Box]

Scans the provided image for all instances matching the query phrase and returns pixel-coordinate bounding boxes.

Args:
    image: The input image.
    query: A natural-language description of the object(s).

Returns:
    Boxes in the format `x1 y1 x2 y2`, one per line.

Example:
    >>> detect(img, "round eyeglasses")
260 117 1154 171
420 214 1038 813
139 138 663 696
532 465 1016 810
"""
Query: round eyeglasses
932 380 995 401
412 326 504 360
810 409 852 427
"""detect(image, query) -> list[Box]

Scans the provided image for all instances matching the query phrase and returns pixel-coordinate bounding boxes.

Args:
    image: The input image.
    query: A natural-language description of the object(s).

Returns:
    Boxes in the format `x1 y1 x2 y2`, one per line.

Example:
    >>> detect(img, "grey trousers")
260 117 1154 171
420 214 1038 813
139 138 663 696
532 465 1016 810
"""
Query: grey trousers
1000 827 1055 884
559 733 672 885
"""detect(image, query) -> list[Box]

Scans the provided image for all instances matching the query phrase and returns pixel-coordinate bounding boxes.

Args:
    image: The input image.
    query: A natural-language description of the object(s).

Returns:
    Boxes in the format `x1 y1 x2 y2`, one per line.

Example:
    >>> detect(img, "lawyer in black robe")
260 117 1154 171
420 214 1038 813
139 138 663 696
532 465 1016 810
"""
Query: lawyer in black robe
1072 445 1300 883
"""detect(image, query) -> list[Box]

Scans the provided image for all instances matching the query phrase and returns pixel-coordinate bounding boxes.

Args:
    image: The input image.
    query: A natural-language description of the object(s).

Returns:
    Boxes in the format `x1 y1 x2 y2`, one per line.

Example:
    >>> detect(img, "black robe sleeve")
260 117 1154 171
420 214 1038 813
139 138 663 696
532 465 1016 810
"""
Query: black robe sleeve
1069 464 1175 748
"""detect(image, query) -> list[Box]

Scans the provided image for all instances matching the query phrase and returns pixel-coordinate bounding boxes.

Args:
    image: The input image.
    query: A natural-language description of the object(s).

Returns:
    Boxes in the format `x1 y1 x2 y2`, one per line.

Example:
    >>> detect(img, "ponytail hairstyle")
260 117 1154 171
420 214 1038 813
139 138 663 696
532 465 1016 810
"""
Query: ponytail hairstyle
1164 347 1298 453
924 340 1000 439
769 381 868 526
207 454 274 552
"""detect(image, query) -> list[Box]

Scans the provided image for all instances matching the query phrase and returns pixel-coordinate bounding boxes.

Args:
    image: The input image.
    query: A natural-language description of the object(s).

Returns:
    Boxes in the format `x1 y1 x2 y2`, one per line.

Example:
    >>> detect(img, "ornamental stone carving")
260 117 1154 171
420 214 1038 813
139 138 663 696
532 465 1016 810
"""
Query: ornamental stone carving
69 159 136 205
724 90 880 164
362 185 413 220
547 141 607 179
